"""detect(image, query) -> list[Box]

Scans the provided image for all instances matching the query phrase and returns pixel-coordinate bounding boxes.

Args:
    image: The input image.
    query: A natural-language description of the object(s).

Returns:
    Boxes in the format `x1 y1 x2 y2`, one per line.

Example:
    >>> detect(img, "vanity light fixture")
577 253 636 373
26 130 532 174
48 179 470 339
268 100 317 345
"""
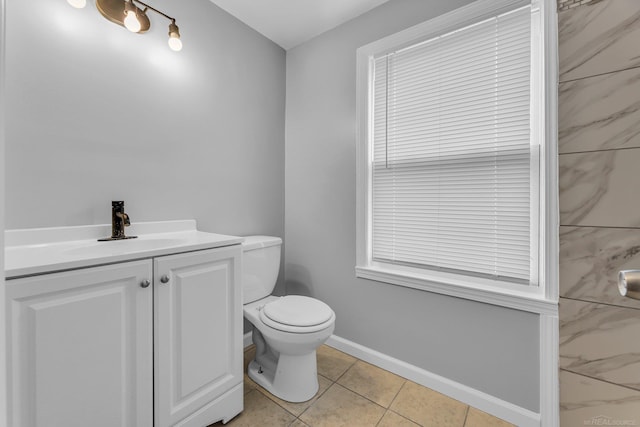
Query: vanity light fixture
76 0 183 51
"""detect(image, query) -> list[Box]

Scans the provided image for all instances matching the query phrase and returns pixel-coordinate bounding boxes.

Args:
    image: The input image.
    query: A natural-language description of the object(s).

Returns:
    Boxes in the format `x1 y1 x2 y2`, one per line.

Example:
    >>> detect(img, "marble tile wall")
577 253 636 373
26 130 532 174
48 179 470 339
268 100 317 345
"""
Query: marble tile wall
557 0 597 12
558 0 640 423
559 149 640 227
560 227 640 309
559 299 640 390
559 0 640 81
560 371 640 426
558 67 640 154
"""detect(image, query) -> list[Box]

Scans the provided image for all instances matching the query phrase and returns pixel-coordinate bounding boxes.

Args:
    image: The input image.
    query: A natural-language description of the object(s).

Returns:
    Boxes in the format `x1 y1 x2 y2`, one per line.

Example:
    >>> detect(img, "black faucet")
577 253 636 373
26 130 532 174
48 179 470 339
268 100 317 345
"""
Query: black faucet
98 201 137 241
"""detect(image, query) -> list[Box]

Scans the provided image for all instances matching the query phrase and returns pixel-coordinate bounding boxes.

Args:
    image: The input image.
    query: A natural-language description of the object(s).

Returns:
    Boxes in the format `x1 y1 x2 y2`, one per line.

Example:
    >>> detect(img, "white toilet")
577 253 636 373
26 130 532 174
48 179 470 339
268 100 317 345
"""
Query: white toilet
242 236 336 403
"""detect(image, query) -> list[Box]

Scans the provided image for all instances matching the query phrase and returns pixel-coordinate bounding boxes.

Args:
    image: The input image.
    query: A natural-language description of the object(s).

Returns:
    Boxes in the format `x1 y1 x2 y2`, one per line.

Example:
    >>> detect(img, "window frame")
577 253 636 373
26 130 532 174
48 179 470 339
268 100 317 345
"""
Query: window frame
355 0 558 314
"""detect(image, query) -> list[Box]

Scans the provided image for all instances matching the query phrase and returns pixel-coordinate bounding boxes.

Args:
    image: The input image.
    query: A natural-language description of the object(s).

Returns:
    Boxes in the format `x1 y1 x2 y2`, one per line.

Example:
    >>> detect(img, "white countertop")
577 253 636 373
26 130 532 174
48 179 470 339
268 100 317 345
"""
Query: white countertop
4 220 243 279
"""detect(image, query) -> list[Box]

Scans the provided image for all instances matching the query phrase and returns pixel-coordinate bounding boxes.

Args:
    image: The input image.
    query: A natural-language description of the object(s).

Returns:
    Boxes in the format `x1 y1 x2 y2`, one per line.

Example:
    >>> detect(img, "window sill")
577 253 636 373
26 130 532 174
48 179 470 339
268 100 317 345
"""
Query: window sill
355 265 558 315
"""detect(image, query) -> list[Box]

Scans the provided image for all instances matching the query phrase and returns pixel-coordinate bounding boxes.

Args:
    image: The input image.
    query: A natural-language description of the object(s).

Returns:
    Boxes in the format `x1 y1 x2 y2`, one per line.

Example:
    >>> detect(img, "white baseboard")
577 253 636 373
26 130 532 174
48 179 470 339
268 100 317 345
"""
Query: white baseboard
325 334 541 427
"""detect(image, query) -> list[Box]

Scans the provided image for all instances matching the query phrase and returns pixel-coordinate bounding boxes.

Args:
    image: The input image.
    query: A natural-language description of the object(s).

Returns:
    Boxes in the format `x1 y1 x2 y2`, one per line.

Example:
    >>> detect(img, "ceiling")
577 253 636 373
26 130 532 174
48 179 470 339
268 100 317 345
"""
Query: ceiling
208 0 391 50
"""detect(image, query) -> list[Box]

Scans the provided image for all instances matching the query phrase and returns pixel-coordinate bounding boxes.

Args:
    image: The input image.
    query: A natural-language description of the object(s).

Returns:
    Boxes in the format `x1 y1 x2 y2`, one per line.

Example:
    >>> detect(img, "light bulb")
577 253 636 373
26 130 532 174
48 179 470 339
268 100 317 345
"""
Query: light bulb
67 0 86 8
168 22 182 52
124 10 142 33
168 35 182 52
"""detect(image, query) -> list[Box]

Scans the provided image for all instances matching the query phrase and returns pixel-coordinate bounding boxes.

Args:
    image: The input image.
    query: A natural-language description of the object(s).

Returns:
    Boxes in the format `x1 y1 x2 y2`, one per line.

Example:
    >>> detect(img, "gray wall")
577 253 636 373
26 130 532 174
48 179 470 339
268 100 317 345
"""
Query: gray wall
557 0 640 423
4 0 285 245
284 0 540 411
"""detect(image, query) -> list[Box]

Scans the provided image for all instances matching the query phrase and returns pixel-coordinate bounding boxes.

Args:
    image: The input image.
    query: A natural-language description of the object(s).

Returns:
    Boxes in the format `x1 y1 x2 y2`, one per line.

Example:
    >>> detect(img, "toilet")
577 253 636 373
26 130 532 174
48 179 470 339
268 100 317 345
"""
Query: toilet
242 236 336 403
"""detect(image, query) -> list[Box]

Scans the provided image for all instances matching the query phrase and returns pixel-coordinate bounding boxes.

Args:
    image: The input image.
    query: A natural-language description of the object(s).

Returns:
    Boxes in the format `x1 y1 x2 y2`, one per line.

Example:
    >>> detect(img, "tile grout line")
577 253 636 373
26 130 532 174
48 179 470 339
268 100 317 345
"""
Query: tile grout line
330 381 388 412
559 224 640 230
388 408 425 427
387 378 407 410
559 64 640 84
559 296 640 311
294 372 341 422
295 380 391 427
332 358 359 384
333 360 408 411
558 145 640 156
344 377 474 427
462 405 470 427
381 380 423 426
560 368 640 393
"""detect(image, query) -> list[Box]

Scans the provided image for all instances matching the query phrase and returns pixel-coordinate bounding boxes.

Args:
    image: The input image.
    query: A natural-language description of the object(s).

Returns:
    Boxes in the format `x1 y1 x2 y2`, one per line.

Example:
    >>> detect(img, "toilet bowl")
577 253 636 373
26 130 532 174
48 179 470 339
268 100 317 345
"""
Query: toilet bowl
242 236 336 403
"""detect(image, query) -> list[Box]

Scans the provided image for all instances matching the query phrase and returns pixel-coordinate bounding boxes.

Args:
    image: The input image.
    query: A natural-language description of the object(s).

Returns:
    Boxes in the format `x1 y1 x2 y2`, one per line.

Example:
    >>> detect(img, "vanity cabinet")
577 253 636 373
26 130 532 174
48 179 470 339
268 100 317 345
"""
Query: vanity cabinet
6 245 243 427
154 246 243 427
6 260 154 427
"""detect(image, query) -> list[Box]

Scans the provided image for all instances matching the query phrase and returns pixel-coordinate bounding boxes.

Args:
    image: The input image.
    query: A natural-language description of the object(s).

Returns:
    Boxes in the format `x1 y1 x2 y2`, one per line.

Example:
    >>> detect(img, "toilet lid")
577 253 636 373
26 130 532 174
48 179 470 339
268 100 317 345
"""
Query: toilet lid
262 295 333 327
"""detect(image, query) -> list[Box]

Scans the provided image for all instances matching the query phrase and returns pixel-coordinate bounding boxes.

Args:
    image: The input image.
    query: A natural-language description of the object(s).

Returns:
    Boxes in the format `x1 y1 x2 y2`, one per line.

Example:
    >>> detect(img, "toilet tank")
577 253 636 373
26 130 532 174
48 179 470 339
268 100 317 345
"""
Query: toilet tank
242 236 282 304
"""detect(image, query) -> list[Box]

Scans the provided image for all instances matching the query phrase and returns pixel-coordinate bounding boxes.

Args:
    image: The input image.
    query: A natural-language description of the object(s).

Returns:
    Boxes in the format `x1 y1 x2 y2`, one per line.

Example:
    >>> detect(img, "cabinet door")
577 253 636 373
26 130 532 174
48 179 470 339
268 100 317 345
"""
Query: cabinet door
154 246 242 427
6 261 153 427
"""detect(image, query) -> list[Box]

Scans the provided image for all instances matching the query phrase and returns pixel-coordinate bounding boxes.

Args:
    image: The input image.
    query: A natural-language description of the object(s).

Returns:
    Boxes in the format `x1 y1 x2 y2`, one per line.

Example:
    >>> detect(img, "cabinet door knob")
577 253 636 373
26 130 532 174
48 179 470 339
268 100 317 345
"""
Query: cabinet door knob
140 280 151 288
160 275 170 284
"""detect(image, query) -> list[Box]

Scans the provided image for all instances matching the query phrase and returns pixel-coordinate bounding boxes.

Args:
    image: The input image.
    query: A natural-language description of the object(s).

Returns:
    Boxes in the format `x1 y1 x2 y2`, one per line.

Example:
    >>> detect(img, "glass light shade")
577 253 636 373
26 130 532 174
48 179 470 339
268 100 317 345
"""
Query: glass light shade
124 10 142 33
168 35 183 52
67 0 86 8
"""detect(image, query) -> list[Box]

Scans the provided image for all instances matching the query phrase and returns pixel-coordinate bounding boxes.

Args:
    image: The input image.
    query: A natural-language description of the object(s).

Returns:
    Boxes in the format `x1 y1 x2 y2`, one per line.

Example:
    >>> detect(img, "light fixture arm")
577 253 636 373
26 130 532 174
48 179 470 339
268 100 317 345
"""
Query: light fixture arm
130 0 175 23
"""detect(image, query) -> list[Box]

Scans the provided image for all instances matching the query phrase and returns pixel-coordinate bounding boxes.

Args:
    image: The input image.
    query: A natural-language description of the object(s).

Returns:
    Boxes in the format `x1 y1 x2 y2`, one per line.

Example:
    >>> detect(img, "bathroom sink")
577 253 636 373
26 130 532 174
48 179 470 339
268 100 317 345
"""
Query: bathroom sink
4 220 244 278
64 237 189 257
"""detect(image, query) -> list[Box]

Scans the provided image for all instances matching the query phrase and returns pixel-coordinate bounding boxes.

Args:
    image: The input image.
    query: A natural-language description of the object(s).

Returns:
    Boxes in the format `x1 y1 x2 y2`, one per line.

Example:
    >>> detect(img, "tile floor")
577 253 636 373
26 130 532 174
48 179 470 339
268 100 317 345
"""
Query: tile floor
211 345 515 427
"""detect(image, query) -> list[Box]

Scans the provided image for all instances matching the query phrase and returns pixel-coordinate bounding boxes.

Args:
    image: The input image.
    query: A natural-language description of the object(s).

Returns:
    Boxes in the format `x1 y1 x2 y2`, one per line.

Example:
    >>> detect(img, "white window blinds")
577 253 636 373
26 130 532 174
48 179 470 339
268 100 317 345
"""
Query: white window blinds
371 5 536 285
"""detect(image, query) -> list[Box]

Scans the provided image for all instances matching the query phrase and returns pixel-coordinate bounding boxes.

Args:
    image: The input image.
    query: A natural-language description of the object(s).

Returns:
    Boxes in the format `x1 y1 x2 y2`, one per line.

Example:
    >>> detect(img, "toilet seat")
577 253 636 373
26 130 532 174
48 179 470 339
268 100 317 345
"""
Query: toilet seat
259 296 335 333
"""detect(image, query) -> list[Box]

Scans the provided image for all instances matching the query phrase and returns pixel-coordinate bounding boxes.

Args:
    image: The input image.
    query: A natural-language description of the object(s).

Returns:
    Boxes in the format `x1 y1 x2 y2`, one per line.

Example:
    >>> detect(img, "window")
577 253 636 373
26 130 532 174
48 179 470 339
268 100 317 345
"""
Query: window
356 0 557 307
